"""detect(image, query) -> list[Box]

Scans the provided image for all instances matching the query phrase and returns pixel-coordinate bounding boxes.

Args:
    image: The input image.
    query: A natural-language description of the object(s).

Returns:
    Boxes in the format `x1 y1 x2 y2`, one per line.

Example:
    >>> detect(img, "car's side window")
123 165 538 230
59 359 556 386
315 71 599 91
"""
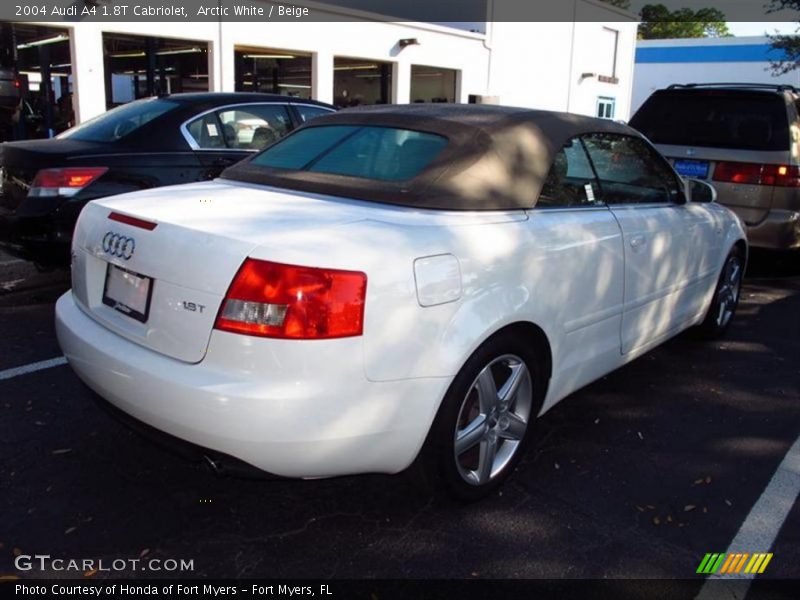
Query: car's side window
537 137 603 208
295 105 334 123
186 112 226 149
217 105 292 150
186 105 293 151
582 133 682 205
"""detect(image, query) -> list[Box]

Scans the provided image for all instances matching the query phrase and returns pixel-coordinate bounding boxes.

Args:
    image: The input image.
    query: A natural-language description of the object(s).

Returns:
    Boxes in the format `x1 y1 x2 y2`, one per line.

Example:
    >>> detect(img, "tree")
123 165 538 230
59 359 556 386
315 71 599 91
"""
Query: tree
766 0 800 74
638 4 730 40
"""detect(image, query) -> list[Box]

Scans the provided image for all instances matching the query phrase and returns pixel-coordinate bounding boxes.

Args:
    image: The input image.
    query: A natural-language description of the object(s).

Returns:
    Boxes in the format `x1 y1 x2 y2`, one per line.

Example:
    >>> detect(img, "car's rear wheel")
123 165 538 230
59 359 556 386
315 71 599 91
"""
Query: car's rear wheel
696 246 744 339
420 332 545 501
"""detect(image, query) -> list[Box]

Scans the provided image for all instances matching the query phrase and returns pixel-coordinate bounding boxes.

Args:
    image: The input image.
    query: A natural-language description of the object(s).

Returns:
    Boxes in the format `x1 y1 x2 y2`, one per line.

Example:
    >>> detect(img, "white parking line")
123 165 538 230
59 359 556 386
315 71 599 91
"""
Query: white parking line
695 434 800 600
0 259 25 266
0 356 68 381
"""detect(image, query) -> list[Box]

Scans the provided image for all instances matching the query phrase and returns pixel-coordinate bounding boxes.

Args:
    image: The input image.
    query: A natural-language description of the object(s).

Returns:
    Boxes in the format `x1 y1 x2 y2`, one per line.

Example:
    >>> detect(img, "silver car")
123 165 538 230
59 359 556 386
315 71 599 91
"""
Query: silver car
630 83 800 250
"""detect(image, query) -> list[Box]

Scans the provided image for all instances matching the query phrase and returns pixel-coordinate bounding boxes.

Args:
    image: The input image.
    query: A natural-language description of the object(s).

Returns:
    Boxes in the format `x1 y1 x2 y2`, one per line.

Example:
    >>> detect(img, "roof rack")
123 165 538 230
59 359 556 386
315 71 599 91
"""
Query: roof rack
666 82 799 93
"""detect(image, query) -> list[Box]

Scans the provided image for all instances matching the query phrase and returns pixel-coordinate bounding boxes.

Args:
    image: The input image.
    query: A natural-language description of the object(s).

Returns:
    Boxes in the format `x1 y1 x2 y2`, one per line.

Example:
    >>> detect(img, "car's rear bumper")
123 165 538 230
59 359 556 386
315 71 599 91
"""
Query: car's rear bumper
741 209 800 250
55 291 449 478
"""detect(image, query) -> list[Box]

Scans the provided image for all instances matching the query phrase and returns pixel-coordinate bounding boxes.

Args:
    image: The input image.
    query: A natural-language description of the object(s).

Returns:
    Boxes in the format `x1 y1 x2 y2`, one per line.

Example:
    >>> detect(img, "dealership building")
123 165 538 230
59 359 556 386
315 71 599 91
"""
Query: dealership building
1 0 637 138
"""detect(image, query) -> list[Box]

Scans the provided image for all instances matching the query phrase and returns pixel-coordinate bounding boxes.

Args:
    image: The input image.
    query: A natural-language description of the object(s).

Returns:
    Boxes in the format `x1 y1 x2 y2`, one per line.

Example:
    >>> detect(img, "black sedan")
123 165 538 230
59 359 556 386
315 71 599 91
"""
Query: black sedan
0 92 334 267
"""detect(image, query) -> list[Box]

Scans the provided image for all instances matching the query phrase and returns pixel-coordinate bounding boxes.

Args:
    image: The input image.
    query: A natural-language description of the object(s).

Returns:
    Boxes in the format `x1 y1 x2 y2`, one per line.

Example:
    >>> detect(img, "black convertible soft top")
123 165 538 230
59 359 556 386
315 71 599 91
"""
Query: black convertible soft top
220 104 638 211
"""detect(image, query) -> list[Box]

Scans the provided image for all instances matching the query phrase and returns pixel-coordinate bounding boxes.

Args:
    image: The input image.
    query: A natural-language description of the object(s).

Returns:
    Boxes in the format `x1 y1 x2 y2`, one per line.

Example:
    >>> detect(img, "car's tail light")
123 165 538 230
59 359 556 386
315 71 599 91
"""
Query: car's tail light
29 167 108 198
215 259 367 339
713 162 800 187
763 164 800 187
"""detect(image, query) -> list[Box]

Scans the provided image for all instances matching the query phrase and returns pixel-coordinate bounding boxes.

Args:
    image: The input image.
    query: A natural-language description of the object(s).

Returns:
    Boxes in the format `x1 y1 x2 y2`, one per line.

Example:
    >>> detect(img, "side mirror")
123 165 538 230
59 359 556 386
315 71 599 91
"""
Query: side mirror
684 178 717 203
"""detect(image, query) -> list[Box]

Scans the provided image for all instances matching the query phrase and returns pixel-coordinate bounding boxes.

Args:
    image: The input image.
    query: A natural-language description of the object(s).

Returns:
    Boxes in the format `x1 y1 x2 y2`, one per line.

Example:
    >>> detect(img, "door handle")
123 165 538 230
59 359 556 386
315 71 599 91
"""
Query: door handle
629 235 647 250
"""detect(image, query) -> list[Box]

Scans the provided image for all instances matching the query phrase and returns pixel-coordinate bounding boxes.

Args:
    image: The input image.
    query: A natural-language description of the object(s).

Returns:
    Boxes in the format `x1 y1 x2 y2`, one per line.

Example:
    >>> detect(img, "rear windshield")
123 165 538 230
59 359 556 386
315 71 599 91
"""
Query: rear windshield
58 97 178 142
250 125 447 182
630 91 790 151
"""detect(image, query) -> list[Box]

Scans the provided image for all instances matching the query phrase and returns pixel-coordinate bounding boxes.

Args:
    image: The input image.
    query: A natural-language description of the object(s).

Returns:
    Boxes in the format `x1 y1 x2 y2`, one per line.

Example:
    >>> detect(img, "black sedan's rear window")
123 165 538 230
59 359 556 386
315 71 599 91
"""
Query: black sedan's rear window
250 125 447 182
630 91 790 151
58 97 179 142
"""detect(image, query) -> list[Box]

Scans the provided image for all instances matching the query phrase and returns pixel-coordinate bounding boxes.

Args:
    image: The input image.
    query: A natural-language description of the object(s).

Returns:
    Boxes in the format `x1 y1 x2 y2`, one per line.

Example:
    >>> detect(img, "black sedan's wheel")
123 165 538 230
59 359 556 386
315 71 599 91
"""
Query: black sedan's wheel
696 246 744 339
421 332 545 501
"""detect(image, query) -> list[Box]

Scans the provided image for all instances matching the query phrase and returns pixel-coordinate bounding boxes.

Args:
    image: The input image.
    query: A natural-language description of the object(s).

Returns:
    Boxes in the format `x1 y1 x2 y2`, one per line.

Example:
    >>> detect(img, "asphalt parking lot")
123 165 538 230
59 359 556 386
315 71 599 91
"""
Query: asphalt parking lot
0 248 798 589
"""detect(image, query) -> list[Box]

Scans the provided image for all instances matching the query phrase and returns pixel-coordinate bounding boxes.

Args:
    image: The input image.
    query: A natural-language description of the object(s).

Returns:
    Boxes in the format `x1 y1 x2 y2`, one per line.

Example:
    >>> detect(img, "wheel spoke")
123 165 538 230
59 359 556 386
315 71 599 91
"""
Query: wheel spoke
499 412 528 441
475 365 498 414
497 362 526 404
476 435 498 484
729 263 742 301
455 416 488 456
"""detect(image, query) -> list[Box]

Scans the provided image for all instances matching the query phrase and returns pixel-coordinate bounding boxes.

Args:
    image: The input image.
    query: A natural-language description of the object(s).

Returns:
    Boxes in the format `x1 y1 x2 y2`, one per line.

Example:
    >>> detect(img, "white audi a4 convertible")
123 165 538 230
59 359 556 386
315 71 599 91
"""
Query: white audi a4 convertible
55 105 747 500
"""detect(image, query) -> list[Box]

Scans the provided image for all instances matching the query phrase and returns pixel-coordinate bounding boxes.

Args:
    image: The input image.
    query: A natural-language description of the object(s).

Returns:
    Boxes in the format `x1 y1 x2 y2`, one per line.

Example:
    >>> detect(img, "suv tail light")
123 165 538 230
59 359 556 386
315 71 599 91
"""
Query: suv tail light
215 259 367 339
713 162 800 187
29 167 108 198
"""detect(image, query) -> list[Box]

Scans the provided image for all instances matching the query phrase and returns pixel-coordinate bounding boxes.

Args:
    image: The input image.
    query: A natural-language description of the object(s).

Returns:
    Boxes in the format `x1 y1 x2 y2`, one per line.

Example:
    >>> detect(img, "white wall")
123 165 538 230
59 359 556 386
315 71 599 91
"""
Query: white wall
569 20 638 120
486 0 638 119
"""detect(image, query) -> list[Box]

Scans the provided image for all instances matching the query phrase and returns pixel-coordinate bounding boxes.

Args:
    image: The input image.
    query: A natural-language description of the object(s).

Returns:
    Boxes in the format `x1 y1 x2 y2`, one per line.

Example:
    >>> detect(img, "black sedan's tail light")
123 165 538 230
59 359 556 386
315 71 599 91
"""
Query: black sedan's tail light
29 167 108 198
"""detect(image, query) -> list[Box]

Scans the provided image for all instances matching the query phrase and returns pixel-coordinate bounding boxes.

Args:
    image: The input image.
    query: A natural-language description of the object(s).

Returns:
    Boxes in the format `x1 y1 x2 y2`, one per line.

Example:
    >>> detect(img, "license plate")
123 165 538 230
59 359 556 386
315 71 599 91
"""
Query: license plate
102 263 153 323
673 159 710 179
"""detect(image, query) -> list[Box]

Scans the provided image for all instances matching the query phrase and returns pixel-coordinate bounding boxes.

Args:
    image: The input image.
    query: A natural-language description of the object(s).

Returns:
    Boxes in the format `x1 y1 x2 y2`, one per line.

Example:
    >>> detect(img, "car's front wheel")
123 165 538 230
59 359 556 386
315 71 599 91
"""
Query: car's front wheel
420 332 545 501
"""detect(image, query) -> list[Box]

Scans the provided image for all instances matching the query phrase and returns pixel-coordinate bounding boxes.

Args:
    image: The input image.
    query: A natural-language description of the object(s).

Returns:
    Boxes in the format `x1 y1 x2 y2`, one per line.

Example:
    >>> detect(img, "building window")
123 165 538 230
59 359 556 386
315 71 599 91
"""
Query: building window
234 47 311 98
599 27 619 79
597 97 616 120
410 65 457 103
333 57 392 108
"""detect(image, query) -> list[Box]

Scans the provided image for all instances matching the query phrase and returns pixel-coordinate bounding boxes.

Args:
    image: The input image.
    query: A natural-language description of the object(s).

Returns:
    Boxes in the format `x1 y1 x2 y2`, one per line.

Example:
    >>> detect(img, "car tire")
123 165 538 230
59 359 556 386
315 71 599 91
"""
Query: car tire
418 332 545 502
696 246 744 339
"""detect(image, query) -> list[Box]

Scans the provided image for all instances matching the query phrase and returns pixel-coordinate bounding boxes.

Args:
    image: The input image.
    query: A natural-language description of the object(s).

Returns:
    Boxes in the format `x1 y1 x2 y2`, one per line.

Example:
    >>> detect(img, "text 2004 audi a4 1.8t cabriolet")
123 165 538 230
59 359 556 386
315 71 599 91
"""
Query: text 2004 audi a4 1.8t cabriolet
55 105 747 500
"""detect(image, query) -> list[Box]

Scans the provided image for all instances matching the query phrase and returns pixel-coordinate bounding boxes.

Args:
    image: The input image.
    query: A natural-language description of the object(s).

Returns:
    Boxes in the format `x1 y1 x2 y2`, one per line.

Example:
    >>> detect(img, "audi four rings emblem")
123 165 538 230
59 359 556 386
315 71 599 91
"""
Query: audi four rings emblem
102 232 135 260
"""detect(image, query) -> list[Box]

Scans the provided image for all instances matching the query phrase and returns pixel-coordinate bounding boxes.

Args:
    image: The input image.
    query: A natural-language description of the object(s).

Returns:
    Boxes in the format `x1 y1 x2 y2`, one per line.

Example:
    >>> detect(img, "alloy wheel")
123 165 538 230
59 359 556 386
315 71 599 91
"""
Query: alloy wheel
453 354 533 486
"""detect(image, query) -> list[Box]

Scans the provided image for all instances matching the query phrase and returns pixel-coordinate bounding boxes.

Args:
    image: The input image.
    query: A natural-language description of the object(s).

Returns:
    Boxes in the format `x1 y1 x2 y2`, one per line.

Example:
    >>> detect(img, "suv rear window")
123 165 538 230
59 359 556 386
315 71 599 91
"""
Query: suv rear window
250 125 447 182
58 97 178 142
630 91 790 151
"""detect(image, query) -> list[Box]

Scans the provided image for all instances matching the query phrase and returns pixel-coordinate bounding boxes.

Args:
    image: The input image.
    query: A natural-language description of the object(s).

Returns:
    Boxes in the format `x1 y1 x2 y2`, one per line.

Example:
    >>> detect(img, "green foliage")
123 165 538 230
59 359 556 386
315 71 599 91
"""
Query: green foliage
767 0 800 74
638 4 730 39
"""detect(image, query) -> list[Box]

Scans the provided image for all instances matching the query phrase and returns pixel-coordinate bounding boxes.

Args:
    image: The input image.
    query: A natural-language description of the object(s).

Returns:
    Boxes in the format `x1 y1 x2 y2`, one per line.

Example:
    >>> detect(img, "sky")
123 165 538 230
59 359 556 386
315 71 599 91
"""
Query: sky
726 22 797 36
